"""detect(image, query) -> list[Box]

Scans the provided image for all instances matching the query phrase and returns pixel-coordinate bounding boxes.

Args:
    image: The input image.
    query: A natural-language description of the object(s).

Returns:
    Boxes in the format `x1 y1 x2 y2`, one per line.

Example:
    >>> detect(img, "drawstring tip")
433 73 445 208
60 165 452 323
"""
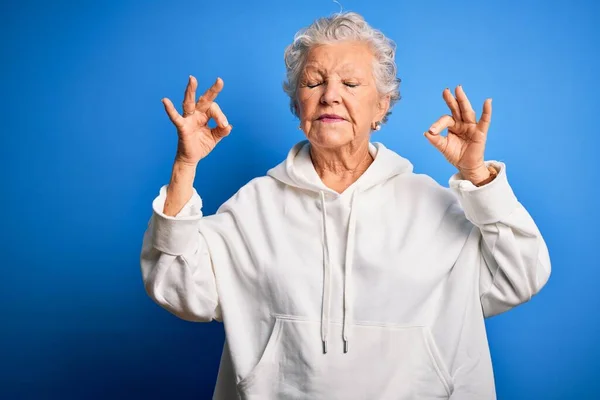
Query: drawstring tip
343 340 349 353
322 340 328 354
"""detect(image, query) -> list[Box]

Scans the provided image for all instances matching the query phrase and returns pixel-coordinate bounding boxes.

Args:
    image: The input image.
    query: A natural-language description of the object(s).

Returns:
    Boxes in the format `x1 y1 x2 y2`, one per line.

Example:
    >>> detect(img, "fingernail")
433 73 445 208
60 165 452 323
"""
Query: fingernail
428 127 437 134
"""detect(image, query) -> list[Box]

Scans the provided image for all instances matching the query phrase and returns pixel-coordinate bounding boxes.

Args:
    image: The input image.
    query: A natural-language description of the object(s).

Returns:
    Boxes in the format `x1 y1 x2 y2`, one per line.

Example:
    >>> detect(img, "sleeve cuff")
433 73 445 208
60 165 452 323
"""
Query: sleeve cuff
150 184 204 255
448 161 520 225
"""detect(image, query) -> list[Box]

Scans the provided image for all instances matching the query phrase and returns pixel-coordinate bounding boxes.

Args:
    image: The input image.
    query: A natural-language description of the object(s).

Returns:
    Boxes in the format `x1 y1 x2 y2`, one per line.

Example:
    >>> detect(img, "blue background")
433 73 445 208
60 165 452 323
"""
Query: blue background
1 0 598 398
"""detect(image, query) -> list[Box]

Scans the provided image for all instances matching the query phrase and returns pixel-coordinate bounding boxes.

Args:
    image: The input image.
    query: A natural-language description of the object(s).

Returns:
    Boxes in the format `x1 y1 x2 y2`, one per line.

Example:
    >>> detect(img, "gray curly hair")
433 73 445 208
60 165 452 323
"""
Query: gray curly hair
283 11 401 124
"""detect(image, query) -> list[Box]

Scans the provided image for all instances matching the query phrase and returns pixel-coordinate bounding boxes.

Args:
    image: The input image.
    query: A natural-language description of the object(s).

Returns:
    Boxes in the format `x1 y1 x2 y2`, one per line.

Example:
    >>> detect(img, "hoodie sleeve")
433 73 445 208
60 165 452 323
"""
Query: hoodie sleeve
140 184 222 322
448 161 551 318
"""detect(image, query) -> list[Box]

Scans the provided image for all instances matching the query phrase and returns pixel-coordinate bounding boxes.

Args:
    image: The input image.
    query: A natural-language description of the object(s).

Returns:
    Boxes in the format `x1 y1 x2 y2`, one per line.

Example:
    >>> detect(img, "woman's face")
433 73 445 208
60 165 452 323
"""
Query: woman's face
296 40 390 149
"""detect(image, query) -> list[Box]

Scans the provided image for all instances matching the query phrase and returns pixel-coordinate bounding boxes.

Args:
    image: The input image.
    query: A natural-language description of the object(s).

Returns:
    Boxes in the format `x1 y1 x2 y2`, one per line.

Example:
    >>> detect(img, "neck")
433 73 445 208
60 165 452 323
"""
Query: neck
309 139 374 193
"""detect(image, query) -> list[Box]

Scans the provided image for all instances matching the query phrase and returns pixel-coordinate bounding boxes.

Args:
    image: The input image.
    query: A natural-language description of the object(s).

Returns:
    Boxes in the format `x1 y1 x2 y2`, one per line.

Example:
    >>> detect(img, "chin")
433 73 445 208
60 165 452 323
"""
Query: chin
307 126 356 148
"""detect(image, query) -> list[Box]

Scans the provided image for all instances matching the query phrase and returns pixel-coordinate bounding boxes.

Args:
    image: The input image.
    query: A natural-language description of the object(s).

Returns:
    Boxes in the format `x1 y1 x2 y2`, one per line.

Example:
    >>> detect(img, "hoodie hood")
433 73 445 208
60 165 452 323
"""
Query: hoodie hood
267 140 413 196
267 140 413 354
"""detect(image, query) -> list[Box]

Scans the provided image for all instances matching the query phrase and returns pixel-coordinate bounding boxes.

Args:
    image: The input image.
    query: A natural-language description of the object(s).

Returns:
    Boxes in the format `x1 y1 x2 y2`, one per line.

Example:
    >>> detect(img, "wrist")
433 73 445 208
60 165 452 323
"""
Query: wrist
173 156 199 170
460 165 491 186
169 160 197 189
164 162 197 216
461 164 498 187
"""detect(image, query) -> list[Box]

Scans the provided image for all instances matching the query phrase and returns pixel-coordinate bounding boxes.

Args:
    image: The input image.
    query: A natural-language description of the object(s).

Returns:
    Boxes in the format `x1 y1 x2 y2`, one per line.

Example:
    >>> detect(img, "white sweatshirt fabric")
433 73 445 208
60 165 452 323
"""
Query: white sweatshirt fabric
140 140 551 400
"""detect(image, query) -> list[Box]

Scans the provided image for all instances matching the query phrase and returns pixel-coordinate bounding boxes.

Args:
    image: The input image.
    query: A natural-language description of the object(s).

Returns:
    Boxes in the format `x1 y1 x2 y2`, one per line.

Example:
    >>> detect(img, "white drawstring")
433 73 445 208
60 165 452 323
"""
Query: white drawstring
320 191 332 354
342 190 358 353
319 190 358 354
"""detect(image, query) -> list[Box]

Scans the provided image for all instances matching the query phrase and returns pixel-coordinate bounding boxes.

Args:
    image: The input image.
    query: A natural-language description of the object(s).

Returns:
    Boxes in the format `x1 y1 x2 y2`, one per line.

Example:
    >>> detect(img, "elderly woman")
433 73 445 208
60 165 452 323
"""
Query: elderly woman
141 11 550 400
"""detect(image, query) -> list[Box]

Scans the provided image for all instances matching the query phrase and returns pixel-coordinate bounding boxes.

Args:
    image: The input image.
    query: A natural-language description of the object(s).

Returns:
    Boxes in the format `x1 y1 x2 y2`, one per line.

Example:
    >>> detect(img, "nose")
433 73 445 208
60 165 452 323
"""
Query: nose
320 81 342 105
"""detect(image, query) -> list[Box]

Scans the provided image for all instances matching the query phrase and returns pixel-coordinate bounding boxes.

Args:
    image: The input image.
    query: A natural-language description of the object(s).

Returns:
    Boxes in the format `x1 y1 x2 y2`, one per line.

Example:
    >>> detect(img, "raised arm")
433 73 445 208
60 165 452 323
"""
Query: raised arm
425 84 550 317
449 162 551 317
140 75 233 322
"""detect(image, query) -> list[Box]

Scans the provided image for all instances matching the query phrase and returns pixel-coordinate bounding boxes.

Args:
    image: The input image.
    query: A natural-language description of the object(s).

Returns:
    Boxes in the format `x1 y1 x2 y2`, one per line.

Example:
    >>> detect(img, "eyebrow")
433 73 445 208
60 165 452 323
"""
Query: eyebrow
303 63 364 76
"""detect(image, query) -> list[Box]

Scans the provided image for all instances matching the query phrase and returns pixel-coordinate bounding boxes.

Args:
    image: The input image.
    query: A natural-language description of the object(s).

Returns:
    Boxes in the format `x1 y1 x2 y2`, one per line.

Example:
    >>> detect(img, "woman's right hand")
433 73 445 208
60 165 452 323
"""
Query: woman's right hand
162 75 233 166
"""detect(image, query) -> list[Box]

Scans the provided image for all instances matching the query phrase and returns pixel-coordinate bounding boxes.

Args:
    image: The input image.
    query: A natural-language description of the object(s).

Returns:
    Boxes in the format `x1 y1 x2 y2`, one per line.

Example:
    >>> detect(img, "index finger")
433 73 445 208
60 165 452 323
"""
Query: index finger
428 114 456 136
196 77 224 113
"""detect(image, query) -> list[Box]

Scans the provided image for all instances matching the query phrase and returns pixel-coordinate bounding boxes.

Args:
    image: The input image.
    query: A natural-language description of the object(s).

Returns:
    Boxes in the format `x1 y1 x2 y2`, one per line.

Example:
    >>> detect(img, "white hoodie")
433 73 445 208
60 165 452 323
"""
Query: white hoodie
141 140 551 400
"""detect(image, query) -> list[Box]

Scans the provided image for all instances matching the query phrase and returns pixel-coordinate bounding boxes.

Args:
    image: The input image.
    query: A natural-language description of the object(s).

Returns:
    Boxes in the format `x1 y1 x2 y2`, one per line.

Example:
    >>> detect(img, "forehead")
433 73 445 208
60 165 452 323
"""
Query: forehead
303 41 374 75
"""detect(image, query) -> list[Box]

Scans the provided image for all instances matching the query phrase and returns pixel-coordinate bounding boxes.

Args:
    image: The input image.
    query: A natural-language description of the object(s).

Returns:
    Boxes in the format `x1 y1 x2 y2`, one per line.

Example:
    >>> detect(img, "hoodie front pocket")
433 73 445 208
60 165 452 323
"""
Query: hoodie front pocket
237 315 453 400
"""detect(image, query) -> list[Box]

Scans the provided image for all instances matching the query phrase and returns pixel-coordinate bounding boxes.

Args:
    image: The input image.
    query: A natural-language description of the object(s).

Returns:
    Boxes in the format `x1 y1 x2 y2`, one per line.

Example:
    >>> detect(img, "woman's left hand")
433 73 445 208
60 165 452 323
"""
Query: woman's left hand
424 85 492 184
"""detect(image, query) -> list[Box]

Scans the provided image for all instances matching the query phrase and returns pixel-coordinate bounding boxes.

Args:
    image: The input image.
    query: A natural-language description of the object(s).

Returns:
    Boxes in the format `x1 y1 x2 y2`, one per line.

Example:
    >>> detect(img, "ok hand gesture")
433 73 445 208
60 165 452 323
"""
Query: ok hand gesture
424 85 493 184
162 75 233 167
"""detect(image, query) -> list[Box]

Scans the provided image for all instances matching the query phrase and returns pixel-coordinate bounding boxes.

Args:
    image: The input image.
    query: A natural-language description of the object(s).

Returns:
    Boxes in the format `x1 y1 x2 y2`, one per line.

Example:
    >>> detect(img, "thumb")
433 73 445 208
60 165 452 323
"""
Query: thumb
424 130 447 153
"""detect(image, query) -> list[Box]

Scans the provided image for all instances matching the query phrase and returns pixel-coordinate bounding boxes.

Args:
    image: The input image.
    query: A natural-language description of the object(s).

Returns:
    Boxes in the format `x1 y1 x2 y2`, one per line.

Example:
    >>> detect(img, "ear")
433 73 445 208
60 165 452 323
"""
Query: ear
375 95 391 122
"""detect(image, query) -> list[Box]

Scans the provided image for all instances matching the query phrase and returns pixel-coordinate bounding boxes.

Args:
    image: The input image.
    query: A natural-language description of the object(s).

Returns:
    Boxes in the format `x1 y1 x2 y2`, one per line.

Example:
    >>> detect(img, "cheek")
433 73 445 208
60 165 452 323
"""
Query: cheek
345 95 369 123
297 91 320 117
347 92 379 124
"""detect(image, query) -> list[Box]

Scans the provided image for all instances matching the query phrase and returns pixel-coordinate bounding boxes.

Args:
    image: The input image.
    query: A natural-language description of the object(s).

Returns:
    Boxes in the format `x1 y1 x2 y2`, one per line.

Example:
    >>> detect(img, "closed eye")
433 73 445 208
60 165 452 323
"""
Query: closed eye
305 81 358 88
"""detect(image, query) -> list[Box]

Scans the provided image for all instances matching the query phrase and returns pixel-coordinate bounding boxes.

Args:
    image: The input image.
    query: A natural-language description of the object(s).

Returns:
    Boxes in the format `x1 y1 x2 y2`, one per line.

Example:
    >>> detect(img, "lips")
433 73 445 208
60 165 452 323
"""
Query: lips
318 114 344 122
